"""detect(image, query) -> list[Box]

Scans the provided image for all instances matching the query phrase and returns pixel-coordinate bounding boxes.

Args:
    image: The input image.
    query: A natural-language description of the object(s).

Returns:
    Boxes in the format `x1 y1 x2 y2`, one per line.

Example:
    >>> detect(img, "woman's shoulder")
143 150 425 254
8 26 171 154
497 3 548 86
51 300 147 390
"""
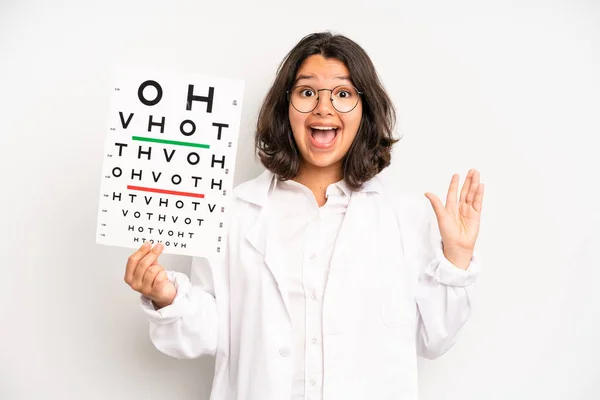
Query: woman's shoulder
221 169 275 225
374 177 433 222
231 169 274 205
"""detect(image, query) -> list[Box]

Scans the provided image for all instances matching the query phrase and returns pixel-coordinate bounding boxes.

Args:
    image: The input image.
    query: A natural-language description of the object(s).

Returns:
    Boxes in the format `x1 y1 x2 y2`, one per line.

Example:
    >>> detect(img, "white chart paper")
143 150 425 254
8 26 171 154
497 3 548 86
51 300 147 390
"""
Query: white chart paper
96 67 244 258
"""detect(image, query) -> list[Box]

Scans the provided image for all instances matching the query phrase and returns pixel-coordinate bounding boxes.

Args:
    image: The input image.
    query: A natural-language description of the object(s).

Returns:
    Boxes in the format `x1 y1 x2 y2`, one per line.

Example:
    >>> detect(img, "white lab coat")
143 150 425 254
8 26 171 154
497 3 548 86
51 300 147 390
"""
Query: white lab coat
140 170 480 400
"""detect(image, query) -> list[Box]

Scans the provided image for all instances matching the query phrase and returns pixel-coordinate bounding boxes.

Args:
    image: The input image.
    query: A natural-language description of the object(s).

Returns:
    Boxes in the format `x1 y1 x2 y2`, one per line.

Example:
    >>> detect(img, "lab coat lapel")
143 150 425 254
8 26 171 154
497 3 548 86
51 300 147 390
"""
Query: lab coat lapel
242 172 292 322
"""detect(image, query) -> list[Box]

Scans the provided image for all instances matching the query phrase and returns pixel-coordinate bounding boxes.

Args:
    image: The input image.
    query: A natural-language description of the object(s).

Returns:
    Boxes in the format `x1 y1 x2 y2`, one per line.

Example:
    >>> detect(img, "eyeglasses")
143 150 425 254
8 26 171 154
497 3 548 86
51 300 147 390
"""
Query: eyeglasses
287 85 363 113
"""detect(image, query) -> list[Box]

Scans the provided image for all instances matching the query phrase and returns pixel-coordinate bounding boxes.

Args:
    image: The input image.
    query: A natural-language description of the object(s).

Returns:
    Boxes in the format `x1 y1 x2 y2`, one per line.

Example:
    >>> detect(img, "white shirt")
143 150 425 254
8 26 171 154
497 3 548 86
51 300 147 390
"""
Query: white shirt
270 178 351 400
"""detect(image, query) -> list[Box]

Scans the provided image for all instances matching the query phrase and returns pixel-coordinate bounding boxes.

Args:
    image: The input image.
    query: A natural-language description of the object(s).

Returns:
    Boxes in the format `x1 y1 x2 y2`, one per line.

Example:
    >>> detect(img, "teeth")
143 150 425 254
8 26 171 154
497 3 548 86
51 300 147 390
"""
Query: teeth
311 126 336 130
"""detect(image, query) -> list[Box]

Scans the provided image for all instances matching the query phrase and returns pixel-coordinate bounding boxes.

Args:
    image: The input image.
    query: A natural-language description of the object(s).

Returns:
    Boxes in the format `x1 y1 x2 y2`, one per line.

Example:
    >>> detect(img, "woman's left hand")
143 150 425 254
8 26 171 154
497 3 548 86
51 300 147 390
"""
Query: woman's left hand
424 169 485 270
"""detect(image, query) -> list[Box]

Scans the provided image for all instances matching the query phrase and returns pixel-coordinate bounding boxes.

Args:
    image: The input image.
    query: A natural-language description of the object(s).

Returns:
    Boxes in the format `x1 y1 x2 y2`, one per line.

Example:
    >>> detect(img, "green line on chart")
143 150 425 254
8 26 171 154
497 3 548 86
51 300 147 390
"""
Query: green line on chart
132 136 210 149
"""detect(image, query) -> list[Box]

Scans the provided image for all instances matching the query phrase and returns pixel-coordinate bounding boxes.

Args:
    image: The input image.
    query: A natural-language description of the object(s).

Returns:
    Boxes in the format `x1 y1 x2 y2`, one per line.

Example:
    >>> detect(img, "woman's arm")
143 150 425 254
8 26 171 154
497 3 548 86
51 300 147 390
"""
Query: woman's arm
139 255 222 359
414 220 480 359
415 169 484 359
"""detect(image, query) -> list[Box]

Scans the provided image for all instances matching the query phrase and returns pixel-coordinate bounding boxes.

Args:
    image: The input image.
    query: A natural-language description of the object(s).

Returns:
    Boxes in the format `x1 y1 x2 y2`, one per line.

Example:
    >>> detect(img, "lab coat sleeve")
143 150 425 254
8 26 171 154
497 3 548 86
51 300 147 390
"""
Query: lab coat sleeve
413 195 481 360
139 256 220 359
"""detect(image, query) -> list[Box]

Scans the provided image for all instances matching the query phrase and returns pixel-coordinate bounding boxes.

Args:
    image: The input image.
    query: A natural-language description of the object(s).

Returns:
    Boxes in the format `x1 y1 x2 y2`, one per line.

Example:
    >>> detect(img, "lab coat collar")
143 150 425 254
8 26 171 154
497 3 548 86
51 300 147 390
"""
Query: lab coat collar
235 169 383 207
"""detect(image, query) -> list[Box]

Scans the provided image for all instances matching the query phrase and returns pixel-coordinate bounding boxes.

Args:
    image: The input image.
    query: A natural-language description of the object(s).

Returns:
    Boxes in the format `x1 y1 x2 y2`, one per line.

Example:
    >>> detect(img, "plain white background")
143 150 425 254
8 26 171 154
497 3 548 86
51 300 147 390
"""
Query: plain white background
1 0 599 399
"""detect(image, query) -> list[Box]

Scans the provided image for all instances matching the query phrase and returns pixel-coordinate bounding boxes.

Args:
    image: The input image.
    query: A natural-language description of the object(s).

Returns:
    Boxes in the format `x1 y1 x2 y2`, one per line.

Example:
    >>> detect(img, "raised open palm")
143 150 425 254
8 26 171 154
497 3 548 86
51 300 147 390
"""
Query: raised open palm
424 169 484 265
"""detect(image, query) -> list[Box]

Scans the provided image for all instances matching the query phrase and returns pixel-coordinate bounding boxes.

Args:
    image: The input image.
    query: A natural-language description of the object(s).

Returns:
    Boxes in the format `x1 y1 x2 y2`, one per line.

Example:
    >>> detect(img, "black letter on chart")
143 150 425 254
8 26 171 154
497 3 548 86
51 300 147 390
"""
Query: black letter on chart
180 120 196 136
212 123 229 140
186 85 214 113
151 171 162 182
131 170 142 180
114 143 128 156
163 148 175 162
211 154 225 169
138 80 163 106
138 146 152 160
211 179 223 190
148 116 165 133
119 112 134 129
191 176 202 187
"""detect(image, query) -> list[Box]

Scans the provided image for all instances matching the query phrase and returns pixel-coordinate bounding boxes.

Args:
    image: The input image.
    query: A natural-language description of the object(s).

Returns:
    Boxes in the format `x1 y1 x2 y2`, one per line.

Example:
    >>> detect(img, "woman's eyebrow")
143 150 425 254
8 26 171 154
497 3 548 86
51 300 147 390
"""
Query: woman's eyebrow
294 74 316 84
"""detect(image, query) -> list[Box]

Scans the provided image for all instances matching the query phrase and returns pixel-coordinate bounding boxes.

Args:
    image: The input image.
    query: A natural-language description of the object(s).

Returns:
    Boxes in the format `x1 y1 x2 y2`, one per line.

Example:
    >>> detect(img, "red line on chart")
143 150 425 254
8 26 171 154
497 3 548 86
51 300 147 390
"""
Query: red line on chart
127 185 205 198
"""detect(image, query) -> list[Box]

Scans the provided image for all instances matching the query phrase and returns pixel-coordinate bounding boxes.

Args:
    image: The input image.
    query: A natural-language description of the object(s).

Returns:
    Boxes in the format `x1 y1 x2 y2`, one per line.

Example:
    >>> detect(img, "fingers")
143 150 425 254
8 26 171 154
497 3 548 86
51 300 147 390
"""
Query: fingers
473 183 484 213
133 243 164 288
466 170 480 205
125 242 165 293
424 192 445 221
141 263 164 295
124 242 152 284
446 174 459 207
432 169 484 214
459 169 475 204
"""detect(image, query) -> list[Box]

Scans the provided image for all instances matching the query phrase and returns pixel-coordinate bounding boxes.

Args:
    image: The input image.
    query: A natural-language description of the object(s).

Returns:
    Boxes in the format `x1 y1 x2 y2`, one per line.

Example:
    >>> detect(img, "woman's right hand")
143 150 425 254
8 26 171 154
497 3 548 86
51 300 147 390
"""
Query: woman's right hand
124 242 177 309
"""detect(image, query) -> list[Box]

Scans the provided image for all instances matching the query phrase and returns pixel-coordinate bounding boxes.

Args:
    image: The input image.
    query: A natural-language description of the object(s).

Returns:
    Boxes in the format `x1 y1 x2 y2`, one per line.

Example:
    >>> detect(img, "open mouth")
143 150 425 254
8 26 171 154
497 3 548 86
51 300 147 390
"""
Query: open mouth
309 126 339 146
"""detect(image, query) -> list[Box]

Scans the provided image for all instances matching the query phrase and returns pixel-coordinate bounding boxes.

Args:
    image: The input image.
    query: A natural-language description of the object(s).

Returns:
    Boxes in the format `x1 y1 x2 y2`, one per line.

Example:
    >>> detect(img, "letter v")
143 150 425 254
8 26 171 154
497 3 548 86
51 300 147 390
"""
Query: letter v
119 112 134 129
164 148 175 162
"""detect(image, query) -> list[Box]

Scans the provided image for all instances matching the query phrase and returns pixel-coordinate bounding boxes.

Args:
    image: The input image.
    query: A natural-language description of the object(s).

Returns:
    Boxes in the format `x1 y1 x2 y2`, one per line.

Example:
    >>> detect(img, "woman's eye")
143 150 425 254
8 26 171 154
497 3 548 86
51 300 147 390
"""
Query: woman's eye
338 90 350 98
301 89 315 97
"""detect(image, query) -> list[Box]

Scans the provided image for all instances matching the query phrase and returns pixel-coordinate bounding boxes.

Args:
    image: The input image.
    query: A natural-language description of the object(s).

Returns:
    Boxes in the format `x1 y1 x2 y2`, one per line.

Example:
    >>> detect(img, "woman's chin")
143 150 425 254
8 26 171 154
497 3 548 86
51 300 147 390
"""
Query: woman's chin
301 154 344 170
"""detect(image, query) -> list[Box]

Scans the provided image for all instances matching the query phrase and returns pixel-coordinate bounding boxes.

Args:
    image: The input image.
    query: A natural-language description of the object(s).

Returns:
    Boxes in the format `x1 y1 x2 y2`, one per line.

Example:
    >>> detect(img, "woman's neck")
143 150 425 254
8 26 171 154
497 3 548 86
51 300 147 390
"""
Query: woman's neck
293 161 343 207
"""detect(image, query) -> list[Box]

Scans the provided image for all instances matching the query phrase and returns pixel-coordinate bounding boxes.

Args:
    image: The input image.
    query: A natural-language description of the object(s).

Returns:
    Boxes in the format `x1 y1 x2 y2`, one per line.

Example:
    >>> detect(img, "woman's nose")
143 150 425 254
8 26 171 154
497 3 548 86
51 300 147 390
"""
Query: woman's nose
313 91 335 116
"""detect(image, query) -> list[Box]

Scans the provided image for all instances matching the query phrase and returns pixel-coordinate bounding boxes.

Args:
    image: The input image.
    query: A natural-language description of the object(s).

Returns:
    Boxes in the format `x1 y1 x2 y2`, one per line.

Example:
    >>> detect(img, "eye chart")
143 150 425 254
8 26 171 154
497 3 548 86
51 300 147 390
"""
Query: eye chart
96 67 244 258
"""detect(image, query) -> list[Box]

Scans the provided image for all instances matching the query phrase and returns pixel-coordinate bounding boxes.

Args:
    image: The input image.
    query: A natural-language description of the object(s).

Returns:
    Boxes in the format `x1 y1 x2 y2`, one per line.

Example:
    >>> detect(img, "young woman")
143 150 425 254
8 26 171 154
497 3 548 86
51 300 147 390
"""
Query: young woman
124 32 484 400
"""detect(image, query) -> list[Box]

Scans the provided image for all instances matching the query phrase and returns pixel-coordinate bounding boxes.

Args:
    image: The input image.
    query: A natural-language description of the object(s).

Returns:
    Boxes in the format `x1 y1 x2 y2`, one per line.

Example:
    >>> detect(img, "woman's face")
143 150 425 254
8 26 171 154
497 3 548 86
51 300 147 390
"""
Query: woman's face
288 54 362 174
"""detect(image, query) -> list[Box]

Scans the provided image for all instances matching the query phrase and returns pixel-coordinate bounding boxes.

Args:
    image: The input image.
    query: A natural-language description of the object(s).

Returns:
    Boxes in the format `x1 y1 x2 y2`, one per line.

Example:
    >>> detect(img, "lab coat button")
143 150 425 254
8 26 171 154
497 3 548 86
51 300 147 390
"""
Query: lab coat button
279 346 290 357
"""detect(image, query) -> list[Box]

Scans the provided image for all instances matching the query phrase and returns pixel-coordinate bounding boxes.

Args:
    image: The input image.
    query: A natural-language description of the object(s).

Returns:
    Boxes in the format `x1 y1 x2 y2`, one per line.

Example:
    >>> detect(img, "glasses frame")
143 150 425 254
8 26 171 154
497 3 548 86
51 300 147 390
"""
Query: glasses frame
286 85 364 114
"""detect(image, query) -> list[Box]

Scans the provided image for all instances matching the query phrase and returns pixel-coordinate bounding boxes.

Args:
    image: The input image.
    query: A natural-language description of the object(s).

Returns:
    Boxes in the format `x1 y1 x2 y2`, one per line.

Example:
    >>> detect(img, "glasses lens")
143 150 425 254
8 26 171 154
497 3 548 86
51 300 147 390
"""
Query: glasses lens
331 86 359 113
290 86 318 113
289 86 360 113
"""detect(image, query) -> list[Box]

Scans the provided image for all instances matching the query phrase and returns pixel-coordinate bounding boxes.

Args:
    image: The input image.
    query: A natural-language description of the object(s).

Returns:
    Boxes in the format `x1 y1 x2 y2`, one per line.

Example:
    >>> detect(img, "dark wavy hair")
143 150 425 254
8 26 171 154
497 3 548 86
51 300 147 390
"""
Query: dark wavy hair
255 31 398 190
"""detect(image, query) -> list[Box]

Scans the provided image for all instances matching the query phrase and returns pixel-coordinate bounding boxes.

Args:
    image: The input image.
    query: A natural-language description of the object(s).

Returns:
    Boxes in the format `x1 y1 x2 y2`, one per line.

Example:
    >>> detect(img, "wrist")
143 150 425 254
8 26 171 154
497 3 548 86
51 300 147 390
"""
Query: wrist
442 245 474 270
151 285 177 310
152 297 174 310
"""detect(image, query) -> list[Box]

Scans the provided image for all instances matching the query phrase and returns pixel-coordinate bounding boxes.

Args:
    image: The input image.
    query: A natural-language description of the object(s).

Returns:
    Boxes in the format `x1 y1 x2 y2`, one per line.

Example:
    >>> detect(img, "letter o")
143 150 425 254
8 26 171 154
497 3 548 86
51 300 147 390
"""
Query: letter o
180 120 196 136
137 80 163 106
187 152 200 165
